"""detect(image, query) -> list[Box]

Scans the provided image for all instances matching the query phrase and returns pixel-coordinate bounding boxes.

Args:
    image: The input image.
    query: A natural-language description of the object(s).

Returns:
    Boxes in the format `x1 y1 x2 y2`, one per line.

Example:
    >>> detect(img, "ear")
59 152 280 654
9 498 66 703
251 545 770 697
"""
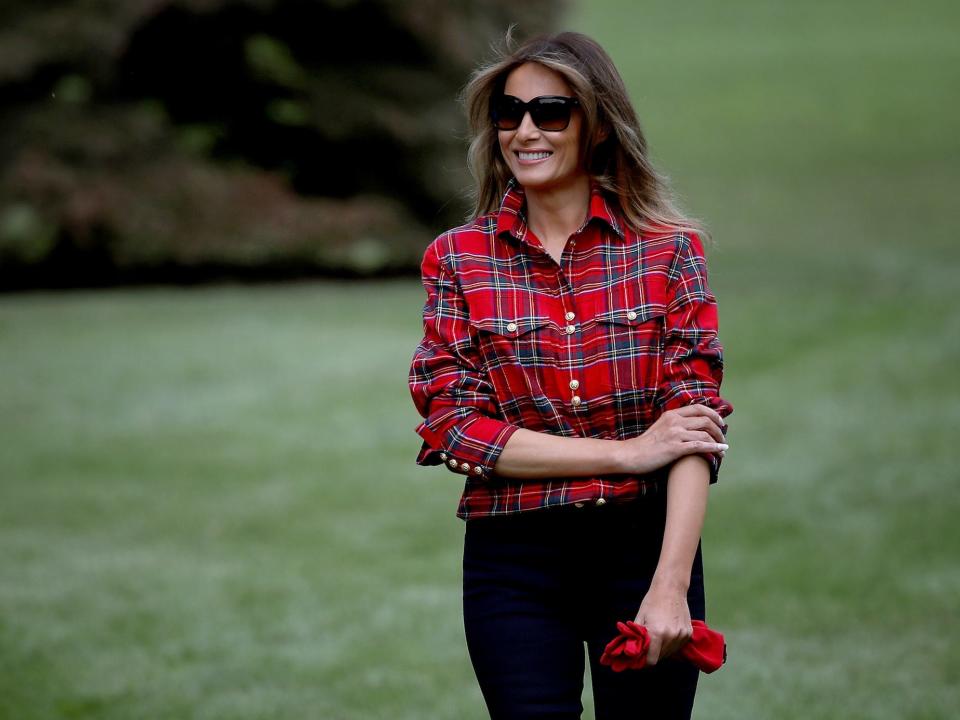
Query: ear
595 123 611 144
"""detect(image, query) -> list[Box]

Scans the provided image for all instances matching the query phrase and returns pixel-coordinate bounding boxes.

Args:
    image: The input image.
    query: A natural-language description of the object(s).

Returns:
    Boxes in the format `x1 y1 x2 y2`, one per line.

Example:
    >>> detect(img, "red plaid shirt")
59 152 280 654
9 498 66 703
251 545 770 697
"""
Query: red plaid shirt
409 179 733 520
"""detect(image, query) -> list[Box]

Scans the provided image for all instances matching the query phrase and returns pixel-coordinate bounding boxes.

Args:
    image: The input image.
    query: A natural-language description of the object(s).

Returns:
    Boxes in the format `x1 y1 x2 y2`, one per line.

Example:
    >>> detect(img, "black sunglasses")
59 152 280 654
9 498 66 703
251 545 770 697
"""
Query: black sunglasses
490 94 580 132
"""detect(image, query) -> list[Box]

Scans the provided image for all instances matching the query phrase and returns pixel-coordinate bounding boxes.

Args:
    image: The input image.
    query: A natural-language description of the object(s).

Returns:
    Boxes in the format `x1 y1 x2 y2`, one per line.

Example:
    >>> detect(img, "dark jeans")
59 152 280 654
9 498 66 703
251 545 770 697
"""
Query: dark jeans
463 493 705 720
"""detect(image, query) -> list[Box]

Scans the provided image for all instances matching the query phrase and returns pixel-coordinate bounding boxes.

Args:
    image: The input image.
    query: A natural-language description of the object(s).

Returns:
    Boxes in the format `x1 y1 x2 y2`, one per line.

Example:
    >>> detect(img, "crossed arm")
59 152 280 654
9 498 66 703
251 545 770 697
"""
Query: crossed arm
493 413 722 666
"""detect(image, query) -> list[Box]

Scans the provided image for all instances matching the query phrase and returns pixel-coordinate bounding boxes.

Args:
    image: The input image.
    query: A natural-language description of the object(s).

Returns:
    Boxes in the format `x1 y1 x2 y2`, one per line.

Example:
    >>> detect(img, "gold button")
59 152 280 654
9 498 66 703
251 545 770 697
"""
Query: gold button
473 465 484 475
574 501 586 508
571 395 582 407
439 452 448 461
506 321 518 332
595 497 607 506
569 379 580 390
565 311 576 321
448 459 458 468
626 310 638 321
565 324 575 334
460 462 471 472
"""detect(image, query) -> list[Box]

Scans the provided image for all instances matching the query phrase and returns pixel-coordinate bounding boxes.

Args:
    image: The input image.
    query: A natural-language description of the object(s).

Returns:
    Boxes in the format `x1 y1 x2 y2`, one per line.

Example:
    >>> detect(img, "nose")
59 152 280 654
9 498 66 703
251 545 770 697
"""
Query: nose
515 110 541 138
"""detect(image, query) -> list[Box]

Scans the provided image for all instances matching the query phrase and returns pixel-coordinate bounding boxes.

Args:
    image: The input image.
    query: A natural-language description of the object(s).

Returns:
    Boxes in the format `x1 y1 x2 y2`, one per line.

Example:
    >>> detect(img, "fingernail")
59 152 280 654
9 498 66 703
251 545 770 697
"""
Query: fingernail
717 443 729 451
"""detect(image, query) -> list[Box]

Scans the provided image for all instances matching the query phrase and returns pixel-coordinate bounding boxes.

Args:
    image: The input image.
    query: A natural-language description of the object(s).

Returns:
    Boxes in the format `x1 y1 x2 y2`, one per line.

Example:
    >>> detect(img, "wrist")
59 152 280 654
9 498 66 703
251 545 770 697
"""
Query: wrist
611 434 657 475
650 570 691 595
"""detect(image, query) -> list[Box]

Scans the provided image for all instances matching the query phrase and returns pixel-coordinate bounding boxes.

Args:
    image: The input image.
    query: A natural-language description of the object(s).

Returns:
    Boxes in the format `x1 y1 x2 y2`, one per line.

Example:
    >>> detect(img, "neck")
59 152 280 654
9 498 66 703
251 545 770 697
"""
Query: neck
523 175 592 247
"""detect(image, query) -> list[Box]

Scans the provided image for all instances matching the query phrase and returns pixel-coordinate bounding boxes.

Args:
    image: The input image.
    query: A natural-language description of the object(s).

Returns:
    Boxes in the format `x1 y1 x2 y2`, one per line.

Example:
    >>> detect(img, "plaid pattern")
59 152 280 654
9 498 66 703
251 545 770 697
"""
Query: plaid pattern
409 179 733 520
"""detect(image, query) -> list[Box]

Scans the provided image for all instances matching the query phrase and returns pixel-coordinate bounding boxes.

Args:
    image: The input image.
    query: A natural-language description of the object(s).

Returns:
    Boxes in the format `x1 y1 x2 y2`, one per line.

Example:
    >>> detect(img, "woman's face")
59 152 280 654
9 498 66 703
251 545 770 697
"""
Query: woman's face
497 62 586 194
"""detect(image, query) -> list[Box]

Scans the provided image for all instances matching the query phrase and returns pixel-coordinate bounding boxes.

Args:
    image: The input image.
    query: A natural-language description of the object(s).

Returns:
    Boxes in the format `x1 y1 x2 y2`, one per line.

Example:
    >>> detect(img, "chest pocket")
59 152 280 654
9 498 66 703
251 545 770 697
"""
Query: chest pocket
588 295 667 402
468 316 555 370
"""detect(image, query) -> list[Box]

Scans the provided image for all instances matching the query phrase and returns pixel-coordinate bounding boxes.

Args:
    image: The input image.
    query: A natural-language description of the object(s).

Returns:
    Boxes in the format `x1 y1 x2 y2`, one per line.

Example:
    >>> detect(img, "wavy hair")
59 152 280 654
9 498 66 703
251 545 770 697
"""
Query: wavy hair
460 28 707 239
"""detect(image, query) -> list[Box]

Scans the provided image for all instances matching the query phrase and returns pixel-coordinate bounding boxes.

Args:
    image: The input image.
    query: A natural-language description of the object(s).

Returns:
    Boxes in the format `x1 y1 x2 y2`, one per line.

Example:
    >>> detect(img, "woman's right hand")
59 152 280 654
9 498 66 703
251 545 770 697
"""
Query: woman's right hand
617 405 728 475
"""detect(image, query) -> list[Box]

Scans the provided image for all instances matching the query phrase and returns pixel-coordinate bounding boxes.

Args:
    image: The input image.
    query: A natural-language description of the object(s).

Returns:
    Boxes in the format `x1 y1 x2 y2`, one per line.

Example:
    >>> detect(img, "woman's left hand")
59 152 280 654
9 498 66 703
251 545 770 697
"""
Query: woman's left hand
633 583 693 666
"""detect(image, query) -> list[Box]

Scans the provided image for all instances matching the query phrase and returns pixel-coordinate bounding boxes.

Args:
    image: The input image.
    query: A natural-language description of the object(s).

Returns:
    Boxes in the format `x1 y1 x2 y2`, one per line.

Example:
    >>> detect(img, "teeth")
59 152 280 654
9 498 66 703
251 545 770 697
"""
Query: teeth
519 151 551 160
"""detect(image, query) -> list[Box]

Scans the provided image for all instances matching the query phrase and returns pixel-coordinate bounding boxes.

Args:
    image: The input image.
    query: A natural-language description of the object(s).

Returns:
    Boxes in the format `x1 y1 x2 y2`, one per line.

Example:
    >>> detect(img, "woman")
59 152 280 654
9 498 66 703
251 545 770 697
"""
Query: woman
409 30 732 719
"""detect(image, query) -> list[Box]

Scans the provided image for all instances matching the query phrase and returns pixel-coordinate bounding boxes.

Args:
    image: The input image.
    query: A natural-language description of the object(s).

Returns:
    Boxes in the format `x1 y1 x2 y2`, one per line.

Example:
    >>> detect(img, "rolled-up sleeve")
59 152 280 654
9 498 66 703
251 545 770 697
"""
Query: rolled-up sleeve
409 240 520 479
657 232 734 483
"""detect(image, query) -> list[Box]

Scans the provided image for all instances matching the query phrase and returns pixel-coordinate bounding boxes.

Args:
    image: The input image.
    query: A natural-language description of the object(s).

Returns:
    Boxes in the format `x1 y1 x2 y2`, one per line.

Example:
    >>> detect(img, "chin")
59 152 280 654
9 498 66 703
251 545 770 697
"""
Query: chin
513 169 555 187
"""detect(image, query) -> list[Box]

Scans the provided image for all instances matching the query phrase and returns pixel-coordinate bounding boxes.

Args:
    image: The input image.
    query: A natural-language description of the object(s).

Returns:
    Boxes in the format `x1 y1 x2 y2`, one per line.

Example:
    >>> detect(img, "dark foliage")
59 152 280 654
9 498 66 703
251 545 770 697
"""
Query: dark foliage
0 0 563 288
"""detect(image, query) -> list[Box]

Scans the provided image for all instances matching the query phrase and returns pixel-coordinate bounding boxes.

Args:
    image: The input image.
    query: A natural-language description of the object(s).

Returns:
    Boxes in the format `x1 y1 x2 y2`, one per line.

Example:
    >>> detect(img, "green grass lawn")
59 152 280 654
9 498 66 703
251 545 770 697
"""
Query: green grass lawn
2 1 959 718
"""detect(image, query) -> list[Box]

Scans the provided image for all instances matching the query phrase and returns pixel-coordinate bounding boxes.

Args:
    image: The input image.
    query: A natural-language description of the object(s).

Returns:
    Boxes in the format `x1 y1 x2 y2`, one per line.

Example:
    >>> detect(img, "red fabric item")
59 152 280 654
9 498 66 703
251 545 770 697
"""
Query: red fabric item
409 178 733 520
599 620 726 673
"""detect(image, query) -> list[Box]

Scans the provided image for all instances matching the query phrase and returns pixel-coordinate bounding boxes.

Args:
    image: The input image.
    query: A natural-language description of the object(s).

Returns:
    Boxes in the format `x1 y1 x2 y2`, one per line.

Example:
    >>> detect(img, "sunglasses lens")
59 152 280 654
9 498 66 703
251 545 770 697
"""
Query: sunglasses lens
491 96 523 130
531 97 573 131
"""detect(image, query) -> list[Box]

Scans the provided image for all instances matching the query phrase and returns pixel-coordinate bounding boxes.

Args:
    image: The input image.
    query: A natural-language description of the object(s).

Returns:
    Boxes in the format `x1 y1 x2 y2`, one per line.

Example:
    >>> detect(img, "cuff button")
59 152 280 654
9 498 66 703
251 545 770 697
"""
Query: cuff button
460 462 471 472
448 459 458 468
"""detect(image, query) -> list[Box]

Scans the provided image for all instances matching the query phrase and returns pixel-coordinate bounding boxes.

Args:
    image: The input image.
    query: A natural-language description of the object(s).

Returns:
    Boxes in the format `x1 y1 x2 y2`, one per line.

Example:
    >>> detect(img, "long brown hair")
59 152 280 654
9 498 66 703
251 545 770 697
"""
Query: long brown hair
460 28 707 238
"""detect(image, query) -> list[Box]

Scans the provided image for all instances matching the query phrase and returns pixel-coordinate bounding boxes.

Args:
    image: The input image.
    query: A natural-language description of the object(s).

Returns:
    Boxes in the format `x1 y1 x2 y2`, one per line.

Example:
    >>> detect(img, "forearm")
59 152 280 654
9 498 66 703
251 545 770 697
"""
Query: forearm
492 427 627 479
651 454 711 592
490 404 727 480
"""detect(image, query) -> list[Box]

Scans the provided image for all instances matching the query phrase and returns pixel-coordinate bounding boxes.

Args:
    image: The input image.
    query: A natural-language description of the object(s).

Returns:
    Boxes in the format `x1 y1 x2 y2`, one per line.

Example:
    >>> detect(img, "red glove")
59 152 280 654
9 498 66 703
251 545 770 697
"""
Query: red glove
599 619 726 673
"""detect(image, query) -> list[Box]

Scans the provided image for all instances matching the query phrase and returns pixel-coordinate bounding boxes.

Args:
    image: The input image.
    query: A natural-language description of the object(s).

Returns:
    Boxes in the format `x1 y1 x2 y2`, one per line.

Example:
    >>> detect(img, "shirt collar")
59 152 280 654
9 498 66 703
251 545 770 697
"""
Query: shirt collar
494 177 626 245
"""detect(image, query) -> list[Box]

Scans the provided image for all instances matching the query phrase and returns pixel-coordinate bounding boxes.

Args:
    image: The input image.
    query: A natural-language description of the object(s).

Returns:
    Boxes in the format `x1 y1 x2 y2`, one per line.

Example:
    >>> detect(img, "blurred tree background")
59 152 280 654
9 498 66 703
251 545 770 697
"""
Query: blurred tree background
0 0 561 289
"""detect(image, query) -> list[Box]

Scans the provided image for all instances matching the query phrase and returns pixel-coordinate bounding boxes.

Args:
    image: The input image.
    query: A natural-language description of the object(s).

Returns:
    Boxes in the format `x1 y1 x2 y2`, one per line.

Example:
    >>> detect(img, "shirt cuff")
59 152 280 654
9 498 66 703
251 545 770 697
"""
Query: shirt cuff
415 415 520 480
662 392 733 419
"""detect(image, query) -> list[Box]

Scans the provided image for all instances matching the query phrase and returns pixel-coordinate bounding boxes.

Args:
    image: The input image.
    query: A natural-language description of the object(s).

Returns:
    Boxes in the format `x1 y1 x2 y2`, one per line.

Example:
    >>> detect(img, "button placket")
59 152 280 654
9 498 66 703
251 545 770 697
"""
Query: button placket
557 276 589 427
560 298 585 412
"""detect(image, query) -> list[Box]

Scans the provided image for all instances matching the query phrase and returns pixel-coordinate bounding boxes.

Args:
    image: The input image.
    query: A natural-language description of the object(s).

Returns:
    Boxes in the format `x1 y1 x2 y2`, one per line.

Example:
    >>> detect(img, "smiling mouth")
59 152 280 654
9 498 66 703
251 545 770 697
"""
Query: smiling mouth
516 150 552 163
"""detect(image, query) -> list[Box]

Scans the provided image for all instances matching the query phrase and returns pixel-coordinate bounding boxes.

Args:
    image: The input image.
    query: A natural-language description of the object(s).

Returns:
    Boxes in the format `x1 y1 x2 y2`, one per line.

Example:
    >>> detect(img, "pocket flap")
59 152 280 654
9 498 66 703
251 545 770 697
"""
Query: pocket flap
595 302 666 326
469 316 552 337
